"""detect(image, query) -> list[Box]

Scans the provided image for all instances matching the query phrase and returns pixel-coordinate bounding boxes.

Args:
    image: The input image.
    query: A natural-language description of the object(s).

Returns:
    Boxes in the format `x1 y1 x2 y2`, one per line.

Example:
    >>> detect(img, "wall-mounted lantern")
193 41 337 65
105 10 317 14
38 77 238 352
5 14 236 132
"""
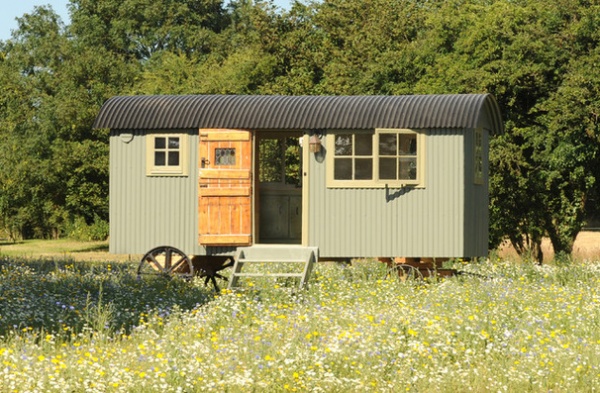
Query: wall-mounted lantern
309 132 322 153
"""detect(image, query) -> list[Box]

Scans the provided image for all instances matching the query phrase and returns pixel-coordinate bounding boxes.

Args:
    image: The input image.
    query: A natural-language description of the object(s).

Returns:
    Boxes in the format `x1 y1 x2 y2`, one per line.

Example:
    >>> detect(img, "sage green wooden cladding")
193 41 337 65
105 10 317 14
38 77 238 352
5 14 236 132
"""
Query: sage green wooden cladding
109 130 201 255
308 128 489 259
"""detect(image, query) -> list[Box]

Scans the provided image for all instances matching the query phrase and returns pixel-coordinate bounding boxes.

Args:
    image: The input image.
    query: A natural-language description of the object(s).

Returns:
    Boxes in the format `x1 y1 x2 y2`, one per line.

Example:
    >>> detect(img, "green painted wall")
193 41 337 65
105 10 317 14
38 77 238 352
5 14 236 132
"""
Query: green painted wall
109 130 201 255
307 128 489 259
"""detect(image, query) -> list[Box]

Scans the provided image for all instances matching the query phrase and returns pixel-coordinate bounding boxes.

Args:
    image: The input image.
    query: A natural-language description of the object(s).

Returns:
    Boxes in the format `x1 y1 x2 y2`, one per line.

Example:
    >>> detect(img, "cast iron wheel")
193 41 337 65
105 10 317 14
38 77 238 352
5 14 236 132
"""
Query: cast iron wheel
138 246 194 280
388 264 424 282
398 264 424 281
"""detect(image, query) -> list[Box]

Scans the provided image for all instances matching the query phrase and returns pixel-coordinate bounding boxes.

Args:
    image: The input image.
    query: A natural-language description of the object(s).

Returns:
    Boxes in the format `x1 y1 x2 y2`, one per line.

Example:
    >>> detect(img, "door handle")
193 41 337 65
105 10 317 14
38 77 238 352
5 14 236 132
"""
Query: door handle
201 158 210 168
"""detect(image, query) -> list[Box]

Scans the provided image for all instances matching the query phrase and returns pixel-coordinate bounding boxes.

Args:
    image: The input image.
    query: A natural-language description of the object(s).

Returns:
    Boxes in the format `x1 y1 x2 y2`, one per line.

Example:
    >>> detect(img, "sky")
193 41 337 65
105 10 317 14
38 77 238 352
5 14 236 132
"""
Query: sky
0 0 292 42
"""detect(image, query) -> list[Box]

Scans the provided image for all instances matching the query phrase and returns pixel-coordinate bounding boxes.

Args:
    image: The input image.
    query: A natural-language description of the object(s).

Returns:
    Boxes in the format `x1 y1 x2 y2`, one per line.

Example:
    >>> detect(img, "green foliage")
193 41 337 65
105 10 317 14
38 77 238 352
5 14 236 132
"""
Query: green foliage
68 0 227 60
66 215 109 241
258 137 301 185
0 5 135 239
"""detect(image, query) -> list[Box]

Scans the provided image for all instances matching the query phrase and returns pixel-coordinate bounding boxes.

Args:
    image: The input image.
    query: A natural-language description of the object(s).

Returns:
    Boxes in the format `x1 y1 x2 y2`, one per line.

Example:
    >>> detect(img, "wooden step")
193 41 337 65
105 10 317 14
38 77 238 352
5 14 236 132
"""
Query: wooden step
228 246 318 290
236 259 307 264
232 272 304 278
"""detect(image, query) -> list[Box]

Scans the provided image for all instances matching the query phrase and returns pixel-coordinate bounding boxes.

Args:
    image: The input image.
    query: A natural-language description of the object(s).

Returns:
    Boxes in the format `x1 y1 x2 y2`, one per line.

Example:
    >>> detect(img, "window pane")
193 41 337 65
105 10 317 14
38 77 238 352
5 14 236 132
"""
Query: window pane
168 137 180 149
334 158 352 180
379 134 397 155
355 158 373 180
155 152 166 166
168 151 180 166
155 137 166 149
334 135 352 156
399 134 417 155
215 148 236 165
399 157 417 180
379 157 397 180
355 134 372 156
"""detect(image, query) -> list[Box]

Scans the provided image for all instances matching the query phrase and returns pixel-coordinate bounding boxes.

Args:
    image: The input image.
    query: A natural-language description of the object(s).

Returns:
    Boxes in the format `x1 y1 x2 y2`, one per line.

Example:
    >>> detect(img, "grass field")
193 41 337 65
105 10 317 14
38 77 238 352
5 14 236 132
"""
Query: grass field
0 239 140 262
0 248 599 392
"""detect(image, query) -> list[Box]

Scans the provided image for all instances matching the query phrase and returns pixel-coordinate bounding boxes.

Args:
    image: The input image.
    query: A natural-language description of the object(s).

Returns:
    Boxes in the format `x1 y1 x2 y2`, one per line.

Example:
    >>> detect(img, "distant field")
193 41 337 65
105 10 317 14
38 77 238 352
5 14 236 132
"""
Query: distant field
0 231 600 262
497 231 600 262
0 238 141 262
2 231 599 264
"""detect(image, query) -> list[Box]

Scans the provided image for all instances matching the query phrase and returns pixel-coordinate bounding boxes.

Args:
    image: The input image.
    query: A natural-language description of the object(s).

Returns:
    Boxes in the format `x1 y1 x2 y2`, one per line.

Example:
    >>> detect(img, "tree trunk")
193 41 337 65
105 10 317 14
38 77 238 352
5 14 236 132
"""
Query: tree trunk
510 233 544 264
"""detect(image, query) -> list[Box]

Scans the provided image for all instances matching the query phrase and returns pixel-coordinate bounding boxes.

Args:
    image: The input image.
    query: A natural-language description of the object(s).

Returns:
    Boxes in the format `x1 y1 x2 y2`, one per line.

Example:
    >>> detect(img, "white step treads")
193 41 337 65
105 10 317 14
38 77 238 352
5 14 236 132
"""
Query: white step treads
228 246 318 290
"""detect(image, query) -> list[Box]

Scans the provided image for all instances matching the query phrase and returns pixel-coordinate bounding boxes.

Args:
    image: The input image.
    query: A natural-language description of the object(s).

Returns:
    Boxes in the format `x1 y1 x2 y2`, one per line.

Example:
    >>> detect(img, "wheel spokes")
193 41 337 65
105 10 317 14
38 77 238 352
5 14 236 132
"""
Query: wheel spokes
164 248 172 270
138 246 193 279
145 254 166 273
168 255 188 274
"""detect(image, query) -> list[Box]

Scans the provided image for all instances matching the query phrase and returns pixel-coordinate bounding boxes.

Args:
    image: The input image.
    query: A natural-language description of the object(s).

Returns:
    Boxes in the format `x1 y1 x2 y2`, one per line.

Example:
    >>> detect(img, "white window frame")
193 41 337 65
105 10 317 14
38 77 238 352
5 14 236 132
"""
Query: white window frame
326 128 425 188
146 133 189 176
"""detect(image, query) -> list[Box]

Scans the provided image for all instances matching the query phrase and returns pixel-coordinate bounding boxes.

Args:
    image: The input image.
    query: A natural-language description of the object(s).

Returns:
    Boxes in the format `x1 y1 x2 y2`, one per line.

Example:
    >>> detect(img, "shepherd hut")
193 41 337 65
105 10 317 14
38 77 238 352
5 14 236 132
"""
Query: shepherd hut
93 94 503 284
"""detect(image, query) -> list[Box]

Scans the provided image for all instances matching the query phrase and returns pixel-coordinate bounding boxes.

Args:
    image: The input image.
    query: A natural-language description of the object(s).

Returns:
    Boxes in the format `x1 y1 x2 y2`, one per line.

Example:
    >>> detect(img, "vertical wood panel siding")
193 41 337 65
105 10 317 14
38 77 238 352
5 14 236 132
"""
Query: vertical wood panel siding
110 131 202 255
309 129 467 258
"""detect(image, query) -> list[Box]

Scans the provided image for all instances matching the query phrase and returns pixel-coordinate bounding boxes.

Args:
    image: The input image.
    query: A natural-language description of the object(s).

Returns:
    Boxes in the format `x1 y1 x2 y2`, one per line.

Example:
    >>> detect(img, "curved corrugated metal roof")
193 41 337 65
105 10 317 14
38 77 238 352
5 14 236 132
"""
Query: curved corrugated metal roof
93 94 504 133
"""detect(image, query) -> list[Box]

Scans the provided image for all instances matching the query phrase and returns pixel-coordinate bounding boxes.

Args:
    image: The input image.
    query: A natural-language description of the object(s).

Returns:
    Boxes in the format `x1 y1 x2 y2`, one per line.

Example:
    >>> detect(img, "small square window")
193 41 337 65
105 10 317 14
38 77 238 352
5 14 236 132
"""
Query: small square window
379 157 396 180
147 134 189 176
379 134 397 155
215 148 236 166
334 135 352 156
168 151 180 166
355 134 373 156
334 158 352 180
155 152 166 166
355 158 373 180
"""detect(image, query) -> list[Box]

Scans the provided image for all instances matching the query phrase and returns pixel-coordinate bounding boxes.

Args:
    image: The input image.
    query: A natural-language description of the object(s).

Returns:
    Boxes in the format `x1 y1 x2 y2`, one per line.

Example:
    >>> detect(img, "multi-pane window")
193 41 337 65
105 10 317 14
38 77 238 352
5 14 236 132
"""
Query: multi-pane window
154 136 181 167
327 129 424 187
147 134 189 176
215 148 236 166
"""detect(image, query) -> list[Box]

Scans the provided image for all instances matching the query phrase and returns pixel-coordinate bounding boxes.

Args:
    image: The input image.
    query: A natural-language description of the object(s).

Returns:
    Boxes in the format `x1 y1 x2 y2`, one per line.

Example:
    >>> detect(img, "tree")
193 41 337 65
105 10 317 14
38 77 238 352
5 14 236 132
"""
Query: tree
69 0 227 60
411 0 594 261
0 5 136 239
0 6 69 238
134 0 281 95
533 46 600 256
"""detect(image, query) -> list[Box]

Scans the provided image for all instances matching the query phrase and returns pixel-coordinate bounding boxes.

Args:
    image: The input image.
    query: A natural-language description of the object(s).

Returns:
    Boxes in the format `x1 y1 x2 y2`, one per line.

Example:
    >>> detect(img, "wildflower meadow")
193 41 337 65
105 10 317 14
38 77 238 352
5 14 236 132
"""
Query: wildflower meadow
0 256 599 392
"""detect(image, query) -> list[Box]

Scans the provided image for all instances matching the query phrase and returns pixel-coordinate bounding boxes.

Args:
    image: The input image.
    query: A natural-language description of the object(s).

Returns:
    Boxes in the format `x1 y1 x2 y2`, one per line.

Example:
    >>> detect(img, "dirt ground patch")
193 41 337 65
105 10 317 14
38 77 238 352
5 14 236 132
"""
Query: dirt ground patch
498 231 600 263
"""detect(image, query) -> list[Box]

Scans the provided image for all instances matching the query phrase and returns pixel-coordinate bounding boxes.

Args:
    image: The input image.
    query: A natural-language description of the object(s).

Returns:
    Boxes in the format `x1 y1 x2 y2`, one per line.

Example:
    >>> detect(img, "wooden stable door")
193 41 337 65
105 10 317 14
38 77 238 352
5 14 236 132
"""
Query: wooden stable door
198 129 253 246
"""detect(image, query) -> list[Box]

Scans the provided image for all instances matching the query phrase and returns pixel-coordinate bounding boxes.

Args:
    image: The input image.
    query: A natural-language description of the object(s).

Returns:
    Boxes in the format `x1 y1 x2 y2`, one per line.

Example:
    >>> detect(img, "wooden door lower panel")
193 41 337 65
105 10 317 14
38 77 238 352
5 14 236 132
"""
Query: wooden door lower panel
199 194 252 245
